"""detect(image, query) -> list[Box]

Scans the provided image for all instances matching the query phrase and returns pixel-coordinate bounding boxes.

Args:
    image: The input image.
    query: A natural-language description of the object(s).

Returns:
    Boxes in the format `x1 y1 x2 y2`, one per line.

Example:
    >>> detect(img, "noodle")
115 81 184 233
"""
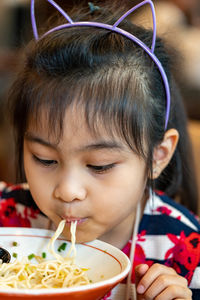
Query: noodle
0 221 90 289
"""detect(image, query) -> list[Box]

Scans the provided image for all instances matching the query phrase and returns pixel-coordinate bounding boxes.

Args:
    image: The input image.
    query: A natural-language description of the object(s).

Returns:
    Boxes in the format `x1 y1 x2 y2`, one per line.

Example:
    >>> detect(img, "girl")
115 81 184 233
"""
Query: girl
0 0 199 299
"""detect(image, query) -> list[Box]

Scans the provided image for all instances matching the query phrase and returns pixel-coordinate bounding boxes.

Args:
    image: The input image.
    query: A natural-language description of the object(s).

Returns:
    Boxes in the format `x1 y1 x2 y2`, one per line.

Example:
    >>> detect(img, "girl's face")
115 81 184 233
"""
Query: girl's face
23 108 148 248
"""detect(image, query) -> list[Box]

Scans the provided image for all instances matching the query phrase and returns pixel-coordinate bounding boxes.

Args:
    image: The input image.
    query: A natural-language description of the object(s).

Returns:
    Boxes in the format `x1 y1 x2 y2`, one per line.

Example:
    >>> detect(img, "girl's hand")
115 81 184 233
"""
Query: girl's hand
135 263 192 300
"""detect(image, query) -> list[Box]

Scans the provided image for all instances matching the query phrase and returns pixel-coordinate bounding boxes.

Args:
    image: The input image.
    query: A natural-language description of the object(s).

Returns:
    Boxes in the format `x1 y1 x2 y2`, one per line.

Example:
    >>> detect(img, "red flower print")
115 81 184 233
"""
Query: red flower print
122 235 153 283
0 198 31 227
122 240 132 256
155 190 165 196
137 230 146 242
165 231 200 283
131 244 153 283
24 206 40 219
3 182 23 191
154 206 172 216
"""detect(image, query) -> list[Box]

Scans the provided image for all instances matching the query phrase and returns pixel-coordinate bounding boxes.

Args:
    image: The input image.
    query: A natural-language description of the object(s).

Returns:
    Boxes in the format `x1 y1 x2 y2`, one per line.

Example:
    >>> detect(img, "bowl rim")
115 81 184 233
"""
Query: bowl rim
0 227 131 295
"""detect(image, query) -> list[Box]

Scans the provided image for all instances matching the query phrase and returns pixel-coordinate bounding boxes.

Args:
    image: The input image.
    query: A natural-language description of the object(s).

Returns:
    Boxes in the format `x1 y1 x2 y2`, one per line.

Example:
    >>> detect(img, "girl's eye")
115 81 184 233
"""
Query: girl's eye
87 163 115 174
33 155 57 167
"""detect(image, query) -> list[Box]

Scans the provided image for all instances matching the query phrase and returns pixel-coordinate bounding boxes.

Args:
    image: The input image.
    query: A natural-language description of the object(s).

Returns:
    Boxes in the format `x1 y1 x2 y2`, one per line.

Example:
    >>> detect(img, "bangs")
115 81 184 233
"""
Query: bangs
24 65 152 159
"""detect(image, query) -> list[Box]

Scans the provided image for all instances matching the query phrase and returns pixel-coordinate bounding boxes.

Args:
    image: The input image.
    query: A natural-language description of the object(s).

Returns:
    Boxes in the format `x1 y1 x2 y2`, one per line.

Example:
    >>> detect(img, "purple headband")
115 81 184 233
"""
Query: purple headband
31 0 170 130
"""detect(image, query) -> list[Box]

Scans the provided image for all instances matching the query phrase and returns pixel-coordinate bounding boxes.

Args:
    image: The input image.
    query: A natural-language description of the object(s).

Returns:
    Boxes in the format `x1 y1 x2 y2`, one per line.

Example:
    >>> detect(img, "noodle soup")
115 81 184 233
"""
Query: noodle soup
0 226 131 300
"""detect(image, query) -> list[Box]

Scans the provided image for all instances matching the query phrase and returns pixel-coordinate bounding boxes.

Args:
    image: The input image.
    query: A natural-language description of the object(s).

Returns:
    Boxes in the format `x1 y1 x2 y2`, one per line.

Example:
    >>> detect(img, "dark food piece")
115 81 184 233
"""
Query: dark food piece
0 247 11 263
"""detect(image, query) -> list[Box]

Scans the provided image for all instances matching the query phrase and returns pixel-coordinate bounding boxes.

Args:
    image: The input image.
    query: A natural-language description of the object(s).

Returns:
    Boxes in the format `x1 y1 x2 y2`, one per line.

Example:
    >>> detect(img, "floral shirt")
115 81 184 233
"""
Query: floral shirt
0 182 200 299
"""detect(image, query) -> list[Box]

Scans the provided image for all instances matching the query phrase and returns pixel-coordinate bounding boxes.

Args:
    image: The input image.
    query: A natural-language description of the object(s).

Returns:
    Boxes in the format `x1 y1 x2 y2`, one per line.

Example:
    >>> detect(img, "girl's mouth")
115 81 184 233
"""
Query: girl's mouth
61 216 87 225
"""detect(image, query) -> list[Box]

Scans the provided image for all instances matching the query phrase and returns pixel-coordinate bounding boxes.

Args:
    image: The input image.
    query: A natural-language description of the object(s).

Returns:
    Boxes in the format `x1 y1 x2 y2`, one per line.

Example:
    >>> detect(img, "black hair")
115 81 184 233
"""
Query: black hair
8 3 198 213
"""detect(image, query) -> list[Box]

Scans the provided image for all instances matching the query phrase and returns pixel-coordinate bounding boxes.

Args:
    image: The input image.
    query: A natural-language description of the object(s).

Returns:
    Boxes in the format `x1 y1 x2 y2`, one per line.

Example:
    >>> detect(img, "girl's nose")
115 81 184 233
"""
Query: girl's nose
54 171 87 202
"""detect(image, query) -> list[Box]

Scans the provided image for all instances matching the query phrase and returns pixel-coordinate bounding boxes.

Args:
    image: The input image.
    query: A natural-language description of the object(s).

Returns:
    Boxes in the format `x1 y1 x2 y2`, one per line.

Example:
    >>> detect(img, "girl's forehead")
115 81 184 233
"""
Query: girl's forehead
25 100 147 159
27 105 121 145
26 119 132 157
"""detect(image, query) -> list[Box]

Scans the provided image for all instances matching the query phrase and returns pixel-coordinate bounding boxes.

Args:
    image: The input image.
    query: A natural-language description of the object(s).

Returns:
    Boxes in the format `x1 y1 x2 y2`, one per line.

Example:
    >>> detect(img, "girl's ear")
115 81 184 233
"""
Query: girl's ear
152 129 179 179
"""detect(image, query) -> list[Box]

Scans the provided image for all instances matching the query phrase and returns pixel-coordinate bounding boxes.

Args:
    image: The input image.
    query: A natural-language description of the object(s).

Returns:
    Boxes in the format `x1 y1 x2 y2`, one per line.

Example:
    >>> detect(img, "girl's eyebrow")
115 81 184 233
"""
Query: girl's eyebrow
81 141 125 152
25 132 125 152
24 132 58 149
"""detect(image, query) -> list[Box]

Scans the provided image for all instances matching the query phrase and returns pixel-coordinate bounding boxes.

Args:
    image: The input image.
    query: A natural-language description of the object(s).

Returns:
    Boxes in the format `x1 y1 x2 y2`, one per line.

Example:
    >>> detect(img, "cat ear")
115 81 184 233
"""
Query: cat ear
31 0 73 40
113 0 156 53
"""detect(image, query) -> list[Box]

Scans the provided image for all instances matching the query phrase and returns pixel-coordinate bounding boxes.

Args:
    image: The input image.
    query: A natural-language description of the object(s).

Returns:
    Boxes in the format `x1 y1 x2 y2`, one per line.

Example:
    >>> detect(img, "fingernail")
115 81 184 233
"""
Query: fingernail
137 284 145 294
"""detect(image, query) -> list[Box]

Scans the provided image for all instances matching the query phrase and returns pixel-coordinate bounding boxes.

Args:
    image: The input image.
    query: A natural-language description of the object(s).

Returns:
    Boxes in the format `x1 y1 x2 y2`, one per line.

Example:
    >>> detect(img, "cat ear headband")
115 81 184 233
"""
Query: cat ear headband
31 0 170 130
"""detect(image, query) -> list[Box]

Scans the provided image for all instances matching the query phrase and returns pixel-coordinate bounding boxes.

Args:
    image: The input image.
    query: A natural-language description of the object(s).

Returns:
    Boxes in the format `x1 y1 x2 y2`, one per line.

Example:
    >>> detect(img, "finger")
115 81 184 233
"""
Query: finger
136 263 176 295
142 274 188 299
135 264 149 292
154 285 193 300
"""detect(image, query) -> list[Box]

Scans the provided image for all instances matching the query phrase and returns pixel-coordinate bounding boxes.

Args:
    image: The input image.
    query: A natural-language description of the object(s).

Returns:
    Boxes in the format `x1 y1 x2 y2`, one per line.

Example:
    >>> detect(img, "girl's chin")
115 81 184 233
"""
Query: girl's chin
51 217 103 243
60 227 95 244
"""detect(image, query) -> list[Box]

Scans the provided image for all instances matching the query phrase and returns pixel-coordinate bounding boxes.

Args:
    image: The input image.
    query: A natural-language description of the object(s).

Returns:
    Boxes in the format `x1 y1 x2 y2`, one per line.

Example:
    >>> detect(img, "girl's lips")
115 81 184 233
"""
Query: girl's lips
61 217 87 225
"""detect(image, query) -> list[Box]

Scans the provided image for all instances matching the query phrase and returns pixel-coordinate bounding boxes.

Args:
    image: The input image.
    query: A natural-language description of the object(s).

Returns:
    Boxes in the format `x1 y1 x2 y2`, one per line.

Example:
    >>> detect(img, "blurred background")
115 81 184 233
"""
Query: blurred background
0 0 199 212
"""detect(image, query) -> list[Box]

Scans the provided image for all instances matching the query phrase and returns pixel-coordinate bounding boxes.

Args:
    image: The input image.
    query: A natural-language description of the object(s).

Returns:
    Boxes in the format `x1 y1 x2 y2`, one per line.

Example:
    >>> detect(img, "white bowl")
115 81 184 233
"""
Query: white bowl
0 227 131 300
